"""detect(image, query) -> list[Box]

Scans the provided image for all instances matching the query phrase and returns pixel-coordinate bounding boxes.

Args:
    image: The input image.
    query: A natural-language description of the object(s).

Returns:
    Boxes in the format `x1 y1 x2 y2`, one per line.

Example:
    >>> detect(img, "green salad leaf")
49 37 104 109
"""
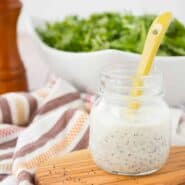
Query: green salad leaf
36 12 185 56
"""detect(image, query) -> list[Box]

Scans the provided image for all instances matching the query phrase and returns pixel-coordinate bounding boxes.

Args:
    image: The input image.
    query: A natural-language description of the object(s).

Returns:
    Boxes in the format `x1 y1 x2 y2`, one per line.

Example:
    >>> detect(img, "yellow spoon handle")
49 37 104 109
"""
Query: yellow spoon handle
137 12 172 76
129 12 173 110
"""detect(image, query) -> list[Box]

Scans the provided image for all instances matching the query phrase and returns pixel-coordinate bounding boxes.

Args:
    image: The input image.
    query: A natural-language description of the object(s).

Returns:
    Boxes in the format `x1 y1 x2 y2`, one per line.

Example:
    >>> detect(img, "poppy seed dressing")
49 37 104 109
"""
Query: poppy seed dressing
90 102 170 175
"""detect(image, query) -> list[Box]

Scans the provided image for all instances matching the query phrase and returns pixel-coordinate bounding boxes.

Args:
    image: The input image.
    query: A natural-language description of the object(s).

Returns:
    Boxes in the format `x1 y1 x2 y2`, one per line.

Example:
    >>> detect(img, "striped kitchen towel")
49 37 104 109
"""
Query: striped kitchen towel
0 79 94 185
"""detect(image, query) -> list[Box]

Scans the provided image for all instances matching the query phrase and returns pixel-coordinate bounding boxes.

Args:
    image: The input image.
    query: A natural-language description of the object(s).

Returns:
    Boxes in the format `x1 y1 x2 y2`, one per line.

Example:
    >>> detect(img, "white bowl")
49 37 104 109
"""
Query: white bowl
29 17 185 106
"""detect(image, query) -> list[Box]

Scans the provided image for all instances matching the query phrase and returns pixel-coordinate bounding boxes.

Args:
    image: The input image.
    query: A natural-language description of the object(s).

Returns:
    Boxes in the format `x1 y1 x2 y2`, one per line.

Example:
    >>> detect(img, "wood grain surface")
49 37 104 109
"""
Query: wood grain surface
35 147 185 185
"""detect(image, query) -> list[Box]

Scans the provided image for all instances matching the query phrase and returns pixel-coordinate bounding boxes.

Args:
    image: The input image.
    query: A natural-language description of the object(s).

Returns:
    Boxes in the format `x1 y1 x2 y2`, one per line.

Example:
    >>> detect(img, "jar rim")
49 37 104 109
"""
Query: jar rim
99 62 164 98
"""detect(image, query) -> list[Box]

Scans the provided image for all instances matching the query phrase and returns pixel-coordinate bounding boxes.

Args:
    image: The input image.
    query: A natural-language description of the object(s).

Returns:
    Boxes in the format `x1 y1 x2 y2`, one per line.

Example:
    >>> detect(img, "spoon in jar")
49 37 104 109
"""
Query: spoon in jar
129 12 173 110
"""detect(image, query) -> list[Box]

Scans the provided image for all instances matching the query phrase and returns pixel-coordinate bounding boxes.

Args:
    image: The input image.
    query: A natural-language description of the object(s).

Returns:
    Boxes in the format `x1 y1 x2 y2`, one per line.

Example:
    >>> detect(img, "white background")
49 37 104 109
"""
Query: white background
18 0 185 90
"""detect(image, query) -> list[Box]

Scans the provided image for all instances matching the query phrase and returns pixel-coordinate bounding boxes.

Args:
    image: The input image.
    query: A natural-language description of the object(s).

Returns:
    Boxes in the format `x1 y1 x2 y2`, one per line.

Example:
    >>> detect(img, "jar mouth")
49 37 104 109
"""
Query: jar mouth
99 62 164 98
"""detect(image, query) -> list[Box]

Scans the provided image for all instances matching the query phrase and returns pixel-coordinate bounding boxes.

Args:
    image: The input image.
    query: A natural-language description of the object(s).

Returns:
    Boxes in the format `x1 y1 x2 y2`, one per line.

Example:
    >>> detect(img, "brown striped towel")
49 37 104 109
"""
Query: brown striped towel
0 79 94 185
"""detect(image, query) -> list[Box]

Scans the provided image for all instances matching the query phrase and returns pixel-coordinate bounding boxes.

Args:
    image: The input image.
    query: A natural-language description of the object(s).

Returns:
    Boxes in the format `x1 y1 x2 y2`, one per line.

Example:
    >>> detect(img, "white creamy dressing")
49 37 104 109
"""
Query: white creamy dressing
90 101 170 175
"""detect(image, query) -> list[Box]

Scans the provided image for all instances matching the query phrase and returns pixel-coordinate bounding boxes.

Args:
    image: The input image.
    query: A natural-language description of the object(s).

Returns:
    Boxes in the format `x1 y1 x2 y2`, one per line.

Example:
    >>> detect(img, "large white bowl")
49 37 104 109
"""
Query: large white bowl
29 17 185 106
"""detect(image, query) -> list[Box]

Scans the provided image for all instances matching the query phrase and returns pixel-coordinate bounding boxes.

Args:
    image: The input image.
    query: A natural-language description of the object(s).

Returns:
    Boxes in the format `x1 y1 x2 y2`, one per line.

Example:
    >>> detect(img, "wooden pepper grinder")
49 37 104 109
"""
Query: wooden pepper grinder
0 0 28 94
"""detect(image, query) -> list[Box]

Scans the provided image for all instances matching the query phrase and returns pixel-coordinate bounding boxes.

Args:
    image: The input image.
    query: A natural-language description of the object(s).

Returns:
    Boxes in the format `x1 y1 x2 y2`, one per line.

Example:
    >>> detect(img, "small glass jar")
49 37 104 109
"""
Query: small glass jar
89 62 171 176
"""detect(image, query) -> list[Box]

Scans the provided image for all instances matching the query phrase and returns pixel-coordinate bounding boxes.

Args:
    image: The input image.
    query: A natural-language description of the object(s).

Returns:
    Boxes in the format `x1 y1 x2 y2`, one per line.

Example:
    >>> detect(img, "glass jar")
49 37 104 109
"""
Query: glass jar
89 62 171 176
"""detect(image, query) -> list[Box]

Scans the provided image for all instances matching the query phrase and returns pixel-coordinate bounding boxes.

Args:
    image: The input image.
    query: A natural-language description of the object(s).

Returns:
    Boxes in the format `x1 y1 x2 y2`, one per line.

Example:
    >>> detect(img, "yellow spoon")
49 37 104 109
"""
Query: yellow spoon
129 12 173 110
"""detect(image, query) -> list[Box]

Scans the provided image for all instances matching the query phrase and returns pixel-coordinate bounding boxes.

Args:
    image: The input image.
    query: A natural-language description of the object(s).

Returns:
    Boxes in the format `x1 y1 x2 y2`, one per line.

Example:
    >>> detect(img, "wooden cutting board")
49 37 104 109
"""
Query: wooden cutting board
35 147 185 185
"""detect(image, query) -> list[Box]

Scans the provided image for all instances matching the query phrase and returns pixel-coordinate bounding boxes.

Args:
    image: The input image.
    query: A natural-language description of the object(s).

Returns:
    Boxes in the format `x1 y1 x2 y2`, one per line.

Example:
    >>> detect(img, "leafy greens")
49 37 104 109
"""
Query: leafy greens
37 13 185 56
